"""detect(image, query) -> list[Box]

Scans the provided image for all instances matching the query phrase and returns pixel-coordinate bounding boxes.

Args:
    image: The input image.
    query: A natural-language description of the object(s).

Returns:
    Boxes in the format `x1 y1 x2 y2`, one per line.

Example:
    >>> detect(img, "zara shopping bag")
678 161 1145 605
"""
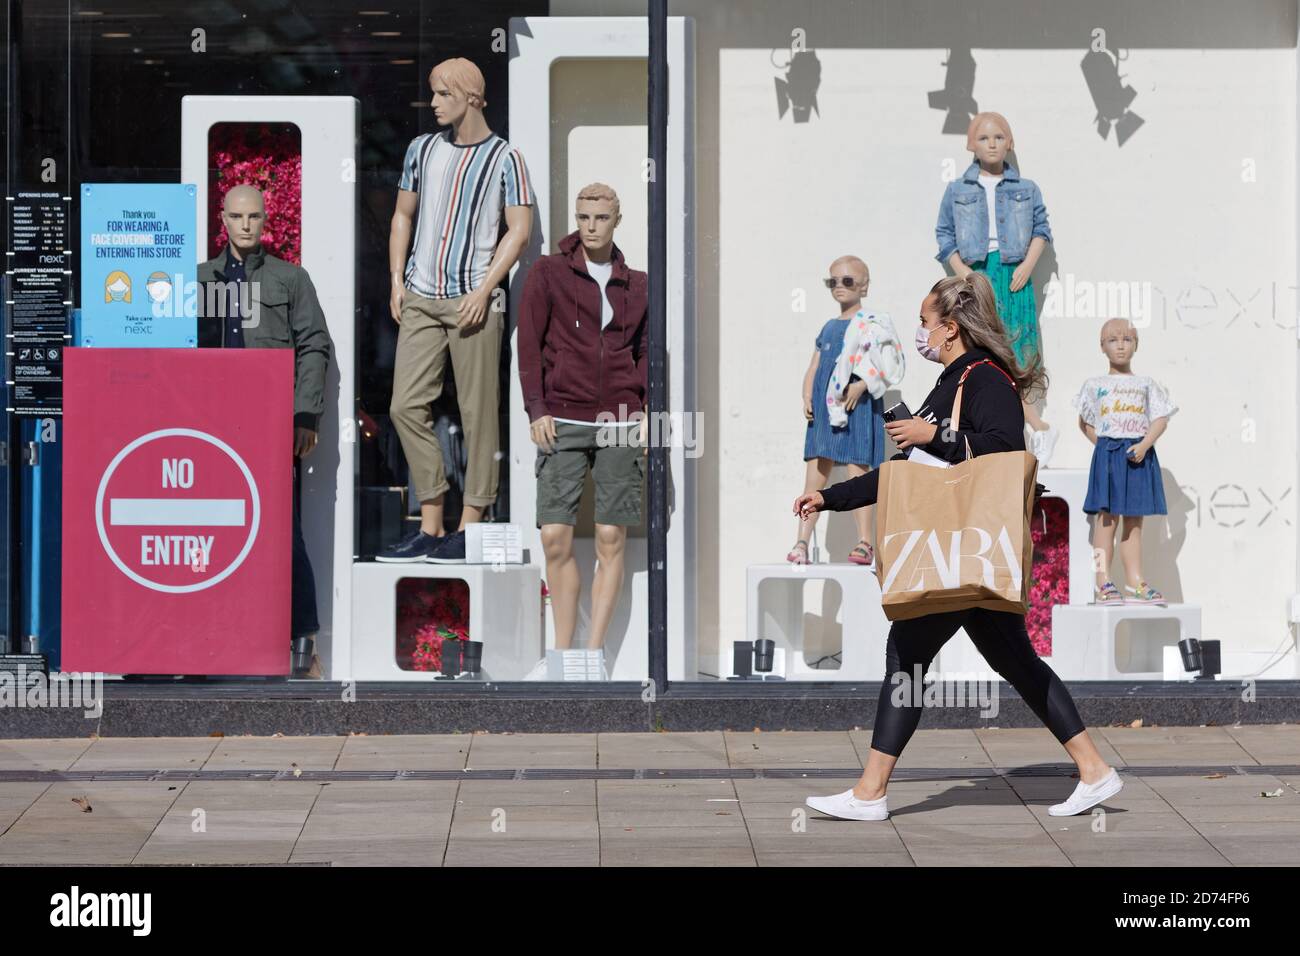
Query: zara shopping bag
873 360 1038 621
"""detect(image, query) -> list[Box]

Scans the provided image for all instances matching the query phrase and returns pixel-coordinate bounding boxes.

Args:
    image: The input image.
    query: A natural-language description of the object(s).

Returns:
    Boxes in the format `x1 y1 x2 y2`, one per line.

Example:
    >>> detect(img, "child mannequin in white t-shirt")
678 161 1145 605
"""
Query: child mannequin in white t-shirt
1073 318 1177 606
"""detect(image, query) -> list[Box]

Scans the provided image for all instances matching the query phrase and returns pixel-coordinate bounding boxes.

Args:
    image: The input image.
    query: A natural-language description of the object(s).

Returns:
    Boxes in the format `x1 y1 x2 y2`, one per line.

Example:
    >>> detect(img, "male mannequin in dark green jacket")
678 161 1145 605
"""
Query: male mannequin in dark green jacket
197 185 333 677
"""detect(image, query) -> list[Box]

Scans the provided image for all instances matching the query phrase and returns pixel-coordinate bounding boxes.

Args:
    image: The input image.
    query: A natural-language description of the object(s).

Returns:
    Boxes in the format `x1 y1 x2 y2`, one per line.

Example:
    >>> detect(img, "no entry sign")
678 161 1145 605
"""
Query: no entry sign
95 428 261 593
63 348 292 675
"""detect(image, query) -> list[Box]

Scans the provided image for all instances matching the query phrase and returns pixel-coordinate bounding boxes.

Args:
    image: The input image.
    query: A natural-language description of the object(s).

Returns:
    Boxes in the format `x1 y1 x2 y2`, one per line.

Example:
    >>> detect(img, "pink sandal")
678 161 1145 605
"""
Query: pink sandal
786 539 810 564
848 540 874 566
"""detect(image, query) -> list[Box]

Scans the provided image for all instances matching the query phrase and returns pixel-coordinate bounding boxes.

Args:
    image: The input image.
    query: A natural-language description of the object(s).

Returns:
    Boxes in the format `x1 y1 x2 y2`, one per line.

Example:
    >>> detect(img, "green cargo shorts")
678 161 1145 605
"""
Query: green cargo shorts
534 421 645 527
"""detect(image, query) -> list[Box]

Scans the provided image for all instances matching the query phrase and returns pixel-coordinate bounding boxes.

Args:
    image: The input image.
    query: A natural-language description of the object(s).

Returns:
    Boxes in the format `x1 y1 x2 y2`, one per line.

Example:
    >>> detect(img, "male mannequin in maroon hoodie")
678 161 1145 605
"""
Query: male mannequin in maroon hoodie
517 183 648 662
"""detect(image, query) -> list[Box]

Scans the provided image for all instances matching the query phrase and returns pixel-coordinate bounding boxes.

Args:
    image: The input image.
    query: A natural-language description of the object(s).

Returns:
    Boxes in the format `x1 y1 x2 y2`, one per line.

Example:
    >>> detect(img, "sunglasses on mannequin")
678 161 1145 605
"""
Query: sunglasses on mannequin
823 276 860 289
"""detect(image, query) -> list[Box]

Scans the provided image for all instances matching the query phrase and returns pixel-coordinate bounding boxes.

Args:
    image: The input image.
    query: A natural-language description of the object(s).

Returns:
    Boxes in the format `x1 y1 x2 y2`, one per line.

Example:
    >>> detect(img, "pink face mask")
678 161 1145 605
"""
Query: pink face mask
915 324 942 362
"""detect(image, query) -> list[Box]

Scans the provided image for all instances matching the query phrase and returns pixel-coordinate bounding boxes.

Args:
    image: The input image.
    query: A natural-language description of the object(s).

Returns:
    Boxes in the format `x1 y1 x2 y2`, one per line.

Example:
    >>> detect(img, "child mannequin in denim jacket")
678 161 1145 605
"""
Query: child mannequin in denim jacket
790 255 901 566
1074 318 1176 606
936 111 1058 463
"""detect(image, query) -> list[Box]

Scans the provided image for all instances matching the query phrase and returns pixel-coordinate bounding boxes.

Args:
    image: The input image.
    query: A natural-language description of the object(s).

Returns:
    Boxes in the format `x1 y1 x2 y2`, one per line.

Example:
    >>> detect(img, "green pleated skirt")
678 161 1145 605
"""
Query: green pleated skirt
972 248 1040 367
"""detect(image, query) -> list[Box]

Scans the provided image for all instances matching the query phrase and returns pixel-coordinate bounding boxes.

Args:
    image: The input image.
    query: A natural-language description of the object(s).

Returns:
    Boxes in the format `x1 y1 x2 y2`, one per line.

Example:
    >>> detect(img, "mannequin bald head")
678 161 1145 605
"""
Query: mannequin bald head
221 185 266 259
827 255 870 310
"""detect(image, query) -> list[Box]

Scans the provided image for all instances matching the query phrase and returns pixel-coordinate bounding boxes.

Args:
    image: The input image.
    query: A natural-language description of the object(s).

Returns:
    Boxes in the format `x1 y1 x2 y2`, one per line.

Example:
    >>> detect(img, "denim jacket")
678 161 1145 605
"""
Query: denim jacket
934 162 1052 265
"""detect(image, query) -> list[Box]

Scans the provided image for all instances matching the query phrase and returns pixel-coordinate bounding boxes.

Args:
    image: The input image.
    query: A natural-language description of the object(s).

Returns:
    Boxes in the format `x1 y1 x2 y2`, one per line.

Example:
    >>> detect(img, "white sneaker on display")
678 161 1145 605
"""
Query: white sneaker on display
1048 768 1123 816
805 788 889 821
1033 425 1060 465
522 658 548 681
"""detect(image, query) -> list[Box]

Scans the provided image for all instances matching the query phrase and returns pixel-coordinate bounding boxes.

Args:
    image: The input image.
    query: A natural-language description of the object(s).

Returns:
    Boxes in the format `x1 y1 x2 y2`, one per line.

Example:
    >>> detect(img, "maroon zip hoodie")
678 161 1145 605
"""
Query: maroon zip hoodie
517 230 648 423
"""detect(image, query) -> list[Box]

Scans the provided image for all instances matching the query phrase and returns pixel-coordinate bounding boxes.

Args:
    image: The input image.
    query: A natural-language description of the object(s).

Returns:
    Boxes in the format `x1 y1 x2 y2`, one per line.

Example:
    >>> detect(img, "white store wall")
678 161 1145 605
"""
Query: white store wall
717 44 1296 672
556 0 1300 677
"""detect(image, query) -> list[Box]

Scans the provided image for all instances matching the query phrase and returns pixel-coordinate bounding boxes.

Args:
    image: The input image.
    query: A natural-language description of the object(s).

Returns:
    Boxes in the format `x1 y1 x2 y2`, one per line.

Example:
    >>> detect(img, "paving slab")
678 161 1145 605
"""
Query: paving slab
596 732 729 768
0 782 182 864
449 803 597 842
465 733 598 769
723 731 859 767
596 778 738 809
133 781 320 865
203 735 345 771
0 738 95 771
444 839 599 867
600 845 756 866
70 736 220 771
289 781 457 866
334 734 470 771
455 779 595 807
975 728 1125 768
1189 820 1300 865
892 823 1073 866
598 824 754 848
850 728 995 768
1221 724 1300 762
0 783 50 835
754 850 914 867
1098 726 1258 765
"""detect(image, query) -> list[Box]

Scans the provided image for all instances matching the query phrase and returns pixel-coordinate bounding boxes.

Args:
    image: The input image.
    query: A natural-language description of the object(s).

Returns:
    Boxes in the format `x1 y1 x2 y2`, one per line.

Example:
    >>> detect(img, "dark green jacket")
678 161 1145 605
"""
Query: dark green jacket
197 245 332 430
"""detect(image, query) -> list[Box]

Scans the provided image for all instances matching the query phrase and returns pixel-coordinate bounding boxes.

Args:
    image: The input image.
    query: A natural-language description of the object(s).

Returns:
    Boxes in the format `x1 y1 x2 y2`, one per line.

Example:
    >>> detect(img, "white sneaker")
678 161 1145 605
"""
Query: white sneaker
805 788 889 821
1033 425 1060 466
1048 768 1123 816
521 658 548 681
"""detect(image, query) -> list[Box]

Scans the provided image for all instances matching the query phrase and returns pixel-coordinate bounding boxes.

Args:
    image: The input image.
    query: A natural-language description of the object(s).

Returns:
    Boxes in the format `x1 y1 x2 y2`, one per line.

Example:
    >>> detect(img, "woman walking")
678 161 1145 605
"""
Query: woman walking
794 272 1122 820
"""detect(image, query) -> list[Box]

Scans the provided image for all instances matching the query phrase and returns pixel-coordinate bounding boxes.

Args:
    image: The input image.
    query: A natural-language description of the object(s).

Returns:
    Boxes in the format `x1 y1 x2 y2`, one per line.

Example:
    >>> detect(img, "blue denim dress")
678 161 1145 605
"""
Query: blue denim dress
804 318 886 467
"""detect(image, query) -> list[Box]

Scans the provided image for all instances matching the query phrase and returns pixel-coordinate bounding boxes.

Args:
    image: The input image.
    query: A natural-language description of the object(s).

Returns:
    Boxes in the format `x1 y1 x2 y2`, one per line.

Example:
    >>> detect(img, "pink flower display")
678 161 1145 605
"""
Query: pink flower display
1026 497 1070 656
207 123 303 264
395 578 470 672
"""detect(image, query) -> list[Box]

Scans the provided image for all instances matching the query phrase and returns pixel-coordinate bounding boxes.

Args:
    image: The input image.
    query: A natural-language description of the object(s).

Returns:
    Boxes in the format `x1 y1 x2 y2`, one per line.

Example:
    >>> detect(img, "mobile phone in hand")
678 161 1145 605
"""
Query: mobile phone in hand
883 401 912 423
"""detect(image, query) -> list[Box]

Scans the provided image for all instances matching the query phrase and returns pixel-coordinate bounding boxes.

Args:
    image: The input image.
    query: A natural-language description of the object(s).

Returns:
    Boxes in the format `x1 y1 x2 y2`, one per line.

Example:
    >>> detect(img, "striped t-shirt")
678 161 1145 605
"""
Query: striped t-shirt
398 130 534 299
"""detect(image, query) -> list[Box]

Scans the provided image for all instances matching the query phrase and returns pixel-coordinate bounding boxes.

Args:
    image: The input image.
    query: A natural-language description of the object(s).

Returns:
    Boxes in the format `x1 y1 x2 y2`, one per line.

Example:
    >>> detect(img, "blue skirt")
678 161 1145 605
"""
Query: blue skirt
1083 437 1166 516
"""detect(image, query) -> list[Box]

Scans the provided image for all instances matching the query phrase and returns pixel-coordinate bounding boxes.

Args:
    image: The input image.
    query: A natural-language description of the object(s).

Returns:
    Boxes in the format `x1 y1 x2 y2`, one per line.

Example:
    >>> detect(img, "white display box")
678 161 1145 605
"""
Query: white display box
1036 467 1094 606
351 563 542 681
745 563 890 681
182 96 358 681
1050 603 1202 680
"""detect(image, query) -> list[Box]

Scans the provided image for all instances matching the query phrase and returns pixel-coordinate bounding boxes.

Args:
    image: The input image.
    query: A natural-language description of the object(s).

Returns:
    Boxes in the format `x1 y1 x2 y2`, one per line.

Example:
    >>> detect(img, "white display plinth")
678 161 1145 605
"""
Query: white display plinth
1036 467 1093 606
1050 603 1202 680
181 96 358 680
745 563 889 681
935 469 1089 676
351 563 542 681
508 17 697 681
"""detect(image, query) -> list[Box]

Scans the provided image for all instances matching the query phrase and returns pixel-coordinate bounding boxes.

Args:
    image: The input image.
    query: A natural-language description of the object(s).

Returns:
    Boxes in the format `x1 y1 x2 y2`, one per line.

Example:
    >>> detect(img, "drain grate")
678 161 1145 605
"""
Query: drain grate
0 764 1294 784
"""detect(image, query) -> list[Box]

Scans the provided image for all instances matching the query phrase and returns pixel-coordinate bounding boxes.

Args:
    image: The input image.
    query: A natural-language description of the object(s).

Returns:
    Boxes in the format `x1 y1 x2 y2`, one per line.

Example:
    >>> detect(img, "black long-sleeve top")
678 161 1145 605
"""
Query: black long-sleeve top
819 348 1024 512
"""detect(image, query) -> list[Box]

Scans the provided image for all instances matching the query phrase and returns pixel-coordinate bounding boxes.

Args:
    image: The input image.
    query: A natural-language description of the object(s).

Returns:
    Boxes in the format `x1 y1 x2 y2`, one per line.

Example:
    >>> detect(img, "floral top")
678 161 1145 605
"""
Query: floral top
825 309 905 427
1072 373 1177 440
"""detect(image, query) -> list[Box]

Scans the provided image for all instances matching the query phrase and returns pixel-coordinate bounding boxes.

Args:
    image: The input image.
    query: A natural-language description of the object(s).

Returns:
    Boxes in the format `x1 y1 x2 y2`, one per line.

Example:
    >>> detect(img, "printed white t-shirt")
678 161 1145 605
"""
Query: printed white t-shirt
1073 373 1177 440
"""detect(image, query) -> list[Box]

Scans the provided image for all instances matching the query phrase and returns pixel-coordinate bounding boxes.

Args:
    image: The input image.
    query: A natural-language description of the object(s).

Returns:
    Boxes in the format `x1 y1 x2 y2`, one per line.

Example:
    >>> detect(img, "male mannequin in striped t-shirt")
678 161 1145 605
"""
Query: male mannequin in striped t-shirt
381 57 535 563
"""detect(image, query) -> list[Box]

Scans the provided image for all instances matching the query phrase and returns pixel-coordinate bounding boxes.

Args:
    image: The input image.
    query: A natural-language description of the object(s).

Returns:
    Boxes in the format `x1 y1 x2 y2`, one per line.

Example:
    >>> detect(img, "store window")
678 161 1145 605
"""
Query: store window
20 1 672 684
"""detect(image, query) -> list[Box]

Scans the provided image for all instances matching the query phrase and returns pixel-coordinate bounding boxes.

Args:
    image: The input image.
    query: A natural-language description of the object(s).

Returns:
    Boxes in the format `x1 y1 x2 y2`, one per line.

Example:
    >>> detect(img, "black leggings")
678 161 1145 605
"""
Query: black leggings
870 607 1087 757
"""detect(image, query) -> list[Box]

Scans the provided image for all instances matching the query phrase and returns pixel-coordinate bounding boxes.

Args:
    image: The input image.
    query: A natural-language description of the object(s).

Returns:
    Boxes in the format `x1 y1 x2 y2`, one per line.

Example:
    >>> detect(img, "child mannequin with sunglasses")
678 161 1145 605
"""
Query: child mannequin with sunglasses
790 255 904 565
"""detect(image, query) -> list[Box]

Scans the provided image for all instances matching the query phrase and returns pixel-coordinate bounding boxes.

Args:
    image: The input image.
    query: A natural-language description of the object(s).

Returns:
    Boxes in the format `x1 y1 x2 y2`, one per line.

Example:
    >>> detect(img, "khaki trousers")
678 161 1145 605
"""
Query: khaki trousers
389 290 502 507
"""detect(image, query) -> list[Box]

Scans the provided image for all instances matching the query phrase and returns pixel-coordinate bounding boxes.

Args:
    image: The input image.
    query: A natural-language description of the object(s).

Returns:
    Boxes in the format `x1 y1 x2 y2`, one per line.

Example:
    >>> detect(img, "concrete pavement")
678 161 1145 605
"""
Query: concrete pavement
1 725 1297 866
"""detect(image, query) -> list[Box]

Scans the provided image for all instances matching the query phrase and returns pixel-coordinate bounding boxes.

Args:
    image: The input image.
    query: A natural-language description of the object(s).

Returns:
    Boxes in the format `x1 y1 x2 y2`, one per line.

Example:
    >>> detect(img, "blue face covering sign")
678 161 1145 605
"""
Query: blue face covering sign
79 183 198 347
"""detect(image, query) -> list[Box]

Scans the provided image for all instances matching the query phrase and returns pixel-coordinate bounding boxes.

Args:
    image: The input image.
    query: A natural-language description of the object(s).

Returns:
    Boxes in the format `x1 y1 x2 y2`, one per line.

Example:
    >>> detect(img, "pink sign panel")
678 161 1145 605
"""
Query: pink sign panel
62 348 293 675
